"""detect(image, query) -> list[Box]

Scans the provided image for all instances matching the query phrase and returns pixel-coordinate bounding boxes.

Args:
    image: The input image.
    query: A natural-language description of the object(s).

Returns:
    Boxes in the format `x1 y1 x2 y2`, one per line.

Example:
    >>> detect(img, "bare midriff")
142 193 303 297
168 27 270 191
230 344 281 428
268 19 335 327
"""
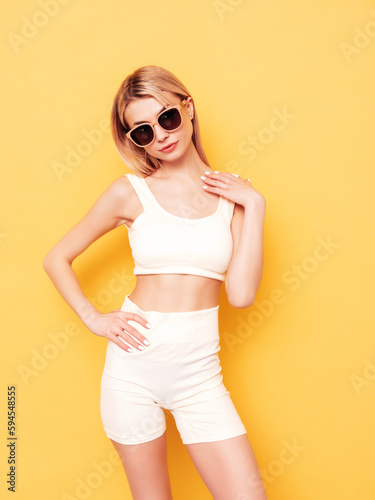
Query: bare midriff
128 274 222 312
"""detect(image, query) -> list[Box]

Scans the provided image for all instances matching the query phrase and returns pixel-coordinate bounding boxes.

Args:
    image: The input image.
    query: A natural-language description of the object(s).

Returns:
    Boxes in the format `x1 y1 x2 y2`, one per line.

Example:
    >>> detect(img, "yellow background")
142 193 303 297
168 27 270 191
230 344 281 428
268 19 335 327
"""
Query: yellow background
1 1 375 498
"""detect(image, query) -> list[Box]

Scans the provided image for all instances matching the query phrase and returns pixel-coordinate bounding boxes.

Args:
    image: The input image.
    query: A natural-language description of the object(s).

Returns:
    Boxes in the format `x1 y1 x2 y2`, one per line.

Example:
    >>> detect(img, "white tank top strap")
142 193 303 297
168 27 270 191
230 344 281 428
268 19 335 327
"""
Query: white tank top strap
125 172 236 219
123 171 237 281
124 173 154 209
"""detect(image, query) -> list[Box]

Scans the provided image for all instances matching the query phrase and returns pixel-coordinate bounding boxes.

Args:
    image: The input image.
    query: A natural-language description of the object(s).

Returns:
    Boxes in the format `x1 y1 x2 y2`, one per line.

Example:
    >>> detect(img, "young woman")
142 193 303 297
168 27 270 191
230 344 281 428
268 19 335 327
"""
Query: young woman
43 65 267 500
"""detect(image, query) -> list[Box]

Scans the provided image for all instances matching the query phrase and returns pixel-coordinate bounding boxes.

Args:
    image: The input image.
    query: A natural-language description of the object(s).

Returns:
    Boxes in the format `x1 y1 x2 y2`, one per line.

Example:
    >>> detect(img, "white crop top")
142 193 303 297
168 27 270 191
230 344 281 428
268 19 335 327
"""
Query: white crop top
123 173 236 281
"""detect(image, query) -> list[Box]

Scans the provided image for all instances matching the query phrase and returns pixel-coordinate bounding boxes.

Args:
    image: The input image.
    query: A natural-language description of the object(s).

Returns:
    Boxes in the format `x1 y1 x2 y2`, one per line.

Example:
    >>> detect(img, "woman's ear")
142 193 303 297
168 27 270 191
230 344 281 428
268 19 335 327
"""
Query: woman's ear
186 97 194 119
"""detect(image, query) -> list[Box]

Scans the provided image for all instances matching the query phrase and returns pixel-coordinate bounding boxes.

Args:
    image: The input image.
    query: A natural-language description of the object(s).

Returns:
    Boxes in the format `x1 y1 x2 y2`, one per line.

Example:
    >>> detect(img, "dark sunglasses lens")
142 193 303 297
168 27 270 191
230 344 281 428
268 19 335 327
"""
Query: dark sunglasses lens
158 107 181 131
130 125 153 146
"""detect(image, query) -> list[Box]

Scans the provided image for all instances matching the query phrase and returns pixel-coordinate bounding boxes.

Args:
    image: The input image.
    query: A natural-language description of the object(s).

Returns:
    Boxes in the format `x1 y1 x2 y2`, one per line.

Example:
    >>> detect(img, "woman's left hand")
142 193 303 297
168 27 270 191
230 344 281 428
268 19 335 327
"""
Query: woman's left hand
200 171 265 209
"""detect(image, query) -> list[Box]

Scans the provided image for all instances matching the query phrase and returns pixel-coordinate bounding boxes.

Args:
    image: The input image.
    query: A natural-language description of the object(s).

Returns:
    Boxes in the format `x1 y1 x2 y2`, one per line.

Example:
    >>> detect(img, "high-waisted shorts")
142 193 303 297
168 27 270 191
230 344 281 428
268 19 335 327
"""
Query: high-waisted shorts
100 294 247 445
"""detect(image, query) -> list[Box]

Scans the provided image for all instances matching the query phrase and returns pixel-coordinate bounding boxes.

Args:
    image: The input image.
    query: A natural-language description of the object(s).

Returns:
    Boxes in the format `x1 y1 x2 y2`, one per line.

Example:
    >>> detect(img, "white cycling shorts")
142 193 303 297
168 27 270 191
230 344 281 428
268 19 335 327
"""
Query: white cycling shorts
100 294 247 445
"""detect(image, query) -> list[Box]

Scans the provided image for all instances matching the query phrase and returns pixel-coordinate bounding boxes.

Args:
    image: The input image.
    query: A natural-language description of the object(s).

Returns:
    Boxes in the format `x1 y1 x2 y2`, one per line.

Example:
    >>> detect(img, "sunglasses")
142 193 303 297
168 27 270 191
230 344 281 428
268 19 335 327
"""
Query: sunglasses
125 99 187 147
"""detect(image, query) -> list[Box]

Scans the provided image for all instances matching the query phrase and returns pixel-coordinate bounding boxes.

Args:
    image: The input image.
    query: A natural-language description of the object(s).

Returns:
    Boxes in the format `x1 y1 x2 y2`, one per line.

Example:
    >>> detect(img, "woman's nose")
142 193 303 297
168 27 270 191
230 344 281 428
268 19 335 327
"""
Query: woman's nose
153 123 169 141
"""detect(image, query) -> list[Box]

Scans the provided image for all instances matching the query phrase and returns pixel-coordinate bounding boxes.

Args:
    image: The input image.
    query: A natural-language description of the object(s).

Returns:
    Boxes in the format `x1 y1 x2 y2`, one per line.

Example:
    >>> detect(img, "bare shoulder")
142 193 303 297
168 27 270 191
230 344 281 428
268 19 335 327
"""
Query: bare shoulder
102 174 140 206
106 174 134 197
106 174 143 226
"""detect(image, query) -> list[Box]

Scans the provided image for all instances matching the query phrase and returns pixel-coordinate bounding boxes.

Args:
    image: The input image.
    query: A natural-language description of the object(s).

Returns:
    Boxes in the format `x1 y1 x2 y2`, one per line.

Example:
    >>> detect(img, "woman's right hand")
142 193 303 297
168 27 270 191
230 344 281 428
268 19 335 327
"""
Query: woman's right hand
83 309 152 353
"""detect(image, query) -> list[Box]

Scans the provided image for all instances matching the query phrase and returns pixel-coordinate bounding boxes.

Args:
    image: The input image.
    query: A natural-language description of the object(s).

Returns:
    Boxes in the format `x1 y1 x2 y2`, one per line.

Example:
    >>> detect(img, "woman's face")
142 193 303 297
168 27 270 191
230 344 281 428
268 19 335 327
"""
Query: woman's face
124 92 194 161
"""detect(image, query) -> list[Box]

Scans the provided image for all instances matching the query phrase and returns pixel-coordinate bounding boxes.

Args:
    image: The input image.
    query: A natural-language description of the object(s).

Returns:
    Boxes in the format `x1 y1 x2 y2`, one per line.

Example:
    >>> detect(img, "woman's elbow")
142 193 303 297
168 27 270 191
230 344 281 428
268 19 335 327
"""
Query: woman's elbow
42 250 55 274
227 290 255 309
42 248 66 274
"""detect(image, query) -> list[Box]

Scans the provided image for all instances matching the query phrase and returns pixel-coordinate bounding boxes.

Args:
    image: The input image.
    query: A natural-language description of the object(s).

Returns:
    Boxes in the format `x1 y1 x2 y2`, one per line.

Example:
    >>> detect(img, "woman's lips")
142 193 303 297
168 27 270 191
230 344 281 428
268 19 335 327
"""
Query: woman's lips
160 141 178 152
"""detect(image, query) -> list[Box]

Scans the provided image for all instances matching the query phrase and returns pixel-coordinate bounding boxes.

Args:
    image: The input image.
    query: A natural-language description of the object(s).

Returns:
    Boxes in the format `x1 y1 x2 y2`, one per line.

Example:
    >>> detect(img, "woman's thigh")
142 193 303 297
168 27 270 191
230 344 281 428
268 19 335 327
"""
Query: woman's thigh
185 433 267 500
111 431 173 500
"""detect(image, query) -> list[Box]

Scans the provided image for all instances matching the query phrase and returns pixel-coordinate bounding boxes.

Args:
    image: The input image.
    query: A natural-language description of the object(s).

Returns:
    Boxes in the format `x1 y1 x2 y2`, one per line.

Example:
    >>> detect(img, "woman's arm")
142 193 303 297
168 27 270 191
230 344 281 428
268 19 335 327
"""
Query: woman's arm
43 177 151 352
200 171 266 309
225 198 266 308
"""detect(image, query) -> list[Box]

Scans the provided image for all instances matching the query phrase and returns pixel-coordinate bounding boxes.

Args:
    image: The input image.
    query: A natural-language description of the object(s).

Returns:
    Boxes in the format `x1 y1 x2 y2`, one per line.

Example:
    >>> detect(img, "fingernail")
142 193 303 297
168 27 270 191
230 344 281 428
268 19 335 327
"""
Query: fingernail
143 339 150 346
146 322 152 328
138 345 145 350
214 170 219 173
200 176 206 180
204 171 211 175
127 348 133 353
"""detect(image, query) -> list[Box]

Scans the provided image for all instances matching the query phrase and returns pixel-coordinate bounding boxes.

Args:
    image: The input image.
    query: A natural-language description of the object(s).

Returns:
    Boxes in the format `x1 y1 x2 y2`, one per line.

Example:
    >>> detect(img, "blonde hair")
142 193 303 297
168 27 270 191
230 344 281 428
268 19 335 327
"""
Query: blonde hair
110 65 210 177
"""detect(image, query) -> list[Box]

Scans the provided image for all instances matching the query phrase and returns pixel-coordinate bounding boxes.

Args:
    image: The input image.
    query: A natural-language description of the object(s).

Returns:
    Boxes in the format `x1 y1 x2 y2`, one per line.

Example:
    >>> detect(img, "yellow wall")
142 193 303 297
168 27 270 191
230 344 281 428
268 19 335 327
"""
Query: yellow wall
1 1 375 498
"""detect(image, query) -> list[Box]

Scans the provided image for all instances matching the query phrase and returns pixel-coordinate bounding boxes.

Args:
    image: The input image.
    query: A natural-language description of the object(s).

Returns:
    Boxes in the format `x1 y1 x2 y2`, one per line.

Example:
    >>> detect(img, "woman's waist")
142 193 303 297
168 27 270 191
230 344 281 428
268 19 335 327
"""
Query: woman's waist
119 294 219 344
129 273 222 313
